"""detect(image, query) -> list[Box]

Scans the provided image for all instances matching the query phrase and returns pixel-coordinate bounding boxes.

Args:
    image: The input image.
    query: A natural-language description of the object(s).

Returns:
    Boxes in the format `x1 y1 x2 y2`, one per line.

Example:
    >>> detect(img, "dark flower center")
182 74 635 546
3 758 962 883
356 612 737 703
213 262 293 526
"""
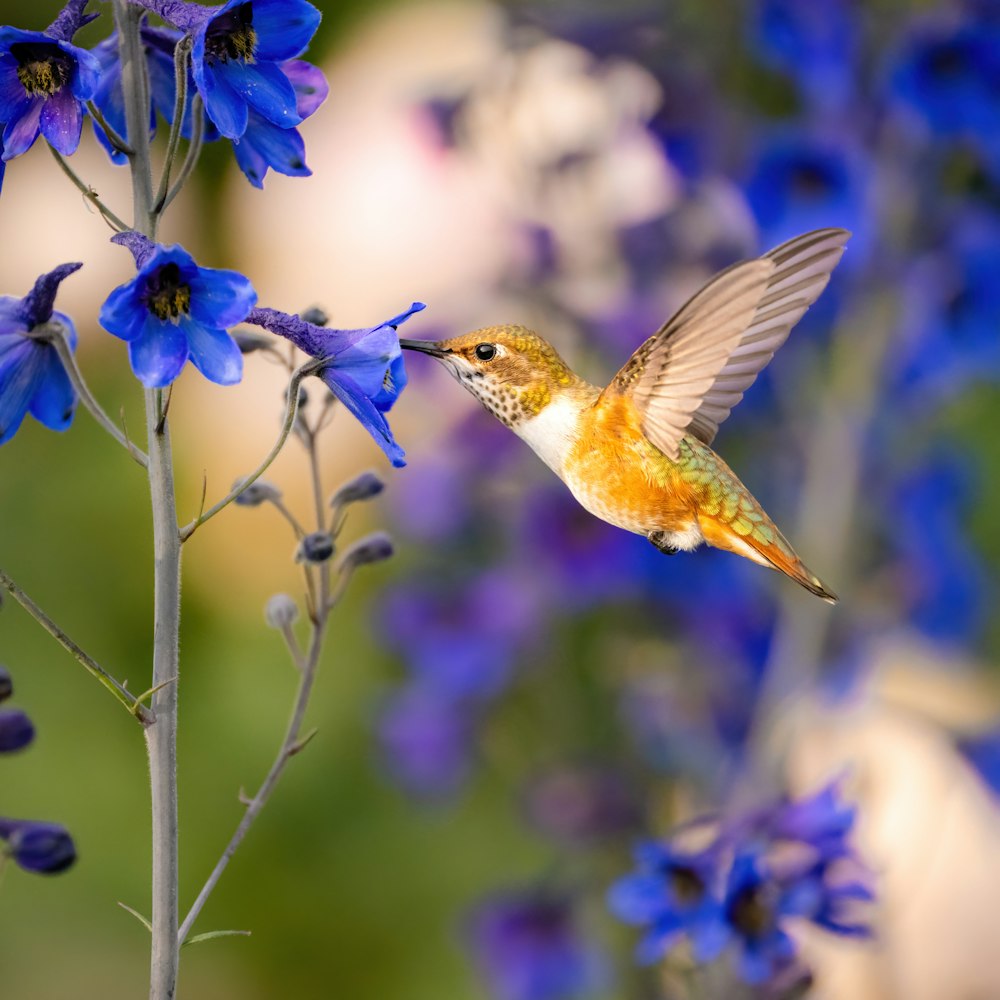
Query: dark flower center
791 161 837 200
924 42 966 83
205 3 257 63
669 865 706 906
144 263 192 322
727 883 775 937
11 42 72 97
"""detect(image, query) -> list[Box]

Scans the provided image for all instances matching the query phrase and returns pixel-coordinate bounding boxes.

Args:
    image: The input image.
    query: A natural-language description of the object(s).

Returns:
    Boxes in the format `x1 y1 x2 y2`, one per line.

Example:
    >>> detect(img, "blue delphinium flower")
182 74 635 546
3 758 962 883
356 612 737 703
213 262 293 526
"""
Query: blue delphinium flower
0 707 35 752
246 302 424 467
0 817 76 874
609 839 729 964
0 262 81 445
100 232 257 388
468 890 607 1000
0 0 101 161
233 58 327 188
188 0 321 140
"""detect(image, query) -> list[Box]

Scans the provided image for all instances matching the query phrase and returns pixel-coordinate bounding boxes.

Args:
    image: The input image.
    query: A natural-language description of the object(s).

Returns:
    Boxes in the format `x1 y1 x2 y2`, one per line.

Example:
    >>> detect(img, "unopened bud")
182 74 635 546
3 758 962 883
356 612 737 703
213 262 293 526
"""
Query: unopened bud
342 532 394 568
0 819 76 874
232 329 273 354
297 532 335 563
0 666 11 702
264 593 299 629
233 477 282 507
330 471 385 508
0 708 34 752
299 306 329 327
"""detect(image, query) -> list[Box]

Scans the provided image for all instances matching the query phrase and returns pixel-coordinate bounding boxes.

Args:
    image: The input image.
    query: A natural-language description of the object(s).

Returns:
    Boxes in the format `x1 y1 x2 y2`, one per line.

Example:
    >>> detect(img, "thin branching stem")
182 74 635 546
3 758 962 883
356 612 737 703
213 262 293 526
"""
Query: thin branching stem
153 36 192 220
87 99 133 156
49 330 148 468
179 362 321 542
0 569 154 725
159 94 205 214
48 147 128 232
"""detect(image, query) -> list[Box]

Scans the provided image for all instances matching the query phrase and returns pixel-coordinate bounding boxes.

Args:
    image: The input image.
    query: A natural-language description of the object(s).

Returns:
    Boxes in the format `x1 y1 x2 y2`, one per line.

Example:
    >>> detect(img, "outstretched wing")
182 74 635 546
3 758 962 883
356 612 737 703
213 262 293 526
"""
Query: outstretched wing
603 228 850 460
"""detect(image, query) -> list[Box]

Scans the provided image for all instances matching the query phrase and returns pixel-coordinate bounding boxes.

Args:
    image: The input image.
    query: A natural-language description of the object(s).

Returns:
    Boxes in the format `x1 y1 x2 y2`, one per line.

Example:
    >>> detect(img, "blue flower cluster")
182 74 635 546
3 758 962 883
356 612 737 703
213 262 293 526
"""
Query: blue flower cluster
0 666 76 875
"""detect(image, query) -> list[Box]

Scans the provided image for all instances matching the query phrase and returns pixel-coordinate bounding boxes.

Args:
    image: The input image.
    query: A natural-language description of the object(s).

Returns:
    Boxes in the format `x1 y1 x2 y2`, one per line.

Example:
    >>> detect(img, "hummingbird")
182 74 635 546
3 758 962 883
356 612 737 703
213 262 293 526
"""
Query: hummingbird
401 228 849 603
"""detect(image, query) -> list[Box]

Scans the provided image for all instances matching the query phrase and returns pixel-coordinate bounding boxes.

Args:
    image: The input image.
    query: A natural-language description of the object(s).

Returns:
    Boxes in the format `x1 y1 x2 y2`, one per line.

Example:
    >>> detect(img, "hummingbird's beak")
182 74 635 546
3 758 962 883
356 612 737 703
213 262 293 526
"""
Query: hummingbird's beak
399 338 450 359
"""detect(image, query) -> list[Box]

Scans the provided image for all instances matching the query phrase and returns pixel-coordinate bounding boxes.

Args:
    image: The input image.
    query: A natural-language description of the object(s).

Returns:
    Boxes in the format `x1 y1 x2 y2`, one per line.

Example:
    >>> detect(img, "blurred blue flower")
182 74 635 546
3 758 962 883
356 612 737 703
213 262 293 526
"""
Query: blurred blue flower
745 131 868 255
609 839 729 964
0 817 76 874
101 233 256 388
889 18 1000 170
956 725 1000 798
376 684 475 800
751 0 858 112
0 707 34 752
0 0 100 160
233 59 327 188
764 777 856 858
888 454 987 645
189 0 321 139
468 890 606 1000
247 303 423 467
0 261 80 445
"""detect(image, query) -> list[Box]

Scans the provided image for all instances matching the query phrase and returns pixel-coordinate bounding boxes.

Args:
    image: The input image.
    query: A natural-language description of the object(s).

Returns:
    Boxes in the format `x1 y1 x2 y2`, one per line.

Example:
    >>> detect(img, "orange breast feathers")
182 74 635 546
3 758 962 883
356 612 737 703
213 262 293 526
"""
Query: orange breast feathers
564 394 701 534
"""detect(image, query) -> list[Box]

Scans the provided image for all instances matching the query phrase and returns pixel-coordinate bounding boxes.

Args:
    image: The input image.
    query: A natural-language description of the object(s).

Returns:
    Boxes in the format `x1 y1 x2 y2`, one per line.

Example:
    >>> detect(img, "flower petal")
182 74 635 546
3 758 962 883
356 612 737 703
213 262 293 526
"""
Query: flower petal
233 116 308 187
193 39 248 139
69 44 102 101
322 369 406 467
0 341 42 444
214 59 300 128
3 99 42 158
0 57 27 119
128 314 189 388
181 320 243 385
251 0 322 62
99 280 148 342
283 59 328 118
40 87 83 155
187 267 257 327
28 348 76 431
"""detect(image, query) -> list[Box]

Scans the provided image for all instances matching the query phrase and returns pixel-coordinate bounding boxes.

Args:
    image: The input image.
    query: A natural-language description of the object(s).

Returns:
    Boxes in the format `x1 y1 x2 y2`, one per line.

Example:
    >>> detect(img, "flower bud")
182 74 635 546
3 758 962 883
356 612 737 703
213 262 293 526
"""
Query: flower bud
342 532 394 568
0 665 12 702
232 329 273 354
297 532 335 563
299 306 329 327
233 477 282 507
330 471 385 508
0 708 34 752
265 593 299 629
0 818 76 874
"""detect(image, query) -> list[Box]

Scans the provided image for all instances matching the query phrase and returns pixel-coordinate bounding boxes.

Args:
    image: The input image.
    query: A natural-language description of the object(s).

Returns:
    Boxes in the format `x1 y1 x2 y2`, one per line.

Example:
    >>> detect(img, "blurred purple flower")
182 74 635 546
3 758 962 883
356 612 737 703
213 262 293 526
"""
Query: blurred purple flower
376 684 475 800
0 817 76 874
468 890 607 1000
956 725 1000 799
0 665 11 702
0 707 34 752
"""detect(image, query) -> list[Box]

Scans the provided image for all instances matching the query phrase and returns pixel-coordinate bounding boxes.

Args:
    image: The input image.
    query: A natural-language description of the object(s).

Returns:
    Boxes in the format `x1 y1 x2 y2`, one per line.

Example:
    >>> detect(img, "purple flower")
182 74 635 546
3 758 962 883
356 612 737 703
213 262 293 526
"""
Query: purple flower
0 665 11 702
189 0 321 139
609 840 729 965
0 262 80 444
0 707 34 752
0 817 76 874
233 58 327 188
100 232 256 388
247 303 424 467
376 684 475 799
0 0 101 160
468 890 607 1000
764 777 856 858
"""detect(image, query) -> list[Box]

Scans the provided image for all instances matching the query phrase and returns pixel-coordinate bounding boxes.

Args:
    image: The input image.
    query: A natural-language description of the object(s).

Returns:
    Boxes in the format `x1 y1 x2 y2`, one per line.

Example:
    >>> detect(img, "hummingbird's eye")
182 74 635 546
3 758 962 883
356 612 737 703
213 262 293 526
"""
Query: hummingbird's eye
475 343 497 362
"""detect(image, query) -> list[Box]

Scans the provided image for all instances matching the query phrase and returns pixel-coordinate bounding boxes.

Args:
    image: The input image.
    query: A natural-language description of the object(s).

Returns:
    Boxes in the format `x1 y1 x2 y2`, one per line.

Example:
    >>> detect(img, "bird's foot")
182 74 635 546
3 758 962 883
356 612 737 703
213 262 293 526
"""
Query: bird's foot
647 531 678 556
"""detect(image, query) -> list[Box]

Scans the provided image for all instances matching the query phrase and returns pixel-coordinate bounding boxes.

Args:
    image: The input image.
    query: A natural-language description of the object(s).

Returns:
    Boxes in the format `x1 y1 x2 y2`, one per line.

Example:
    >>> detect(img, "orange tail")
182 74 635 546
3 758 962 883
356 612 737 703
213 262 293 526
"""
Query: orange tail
698 515 838 605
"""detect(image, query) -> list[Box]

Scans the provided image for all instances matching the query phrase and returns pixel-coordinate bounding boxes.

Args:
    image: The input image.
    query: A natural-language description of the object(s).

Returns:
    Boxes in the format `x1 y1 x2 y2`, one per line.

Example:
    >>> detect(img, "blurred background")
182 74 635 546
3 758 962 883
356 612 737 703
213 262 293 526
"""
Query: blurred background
1 0 1000 997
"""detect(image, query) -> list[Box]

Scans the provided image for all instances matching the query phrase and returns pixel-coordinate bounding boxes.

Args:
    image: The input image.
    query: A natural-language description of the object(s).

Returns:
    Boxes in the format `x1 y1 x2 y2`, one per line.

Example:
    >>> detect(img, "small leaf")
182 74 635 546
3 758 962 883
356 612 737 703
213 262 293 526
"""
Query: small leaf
118 901 152 932
183 929 252 948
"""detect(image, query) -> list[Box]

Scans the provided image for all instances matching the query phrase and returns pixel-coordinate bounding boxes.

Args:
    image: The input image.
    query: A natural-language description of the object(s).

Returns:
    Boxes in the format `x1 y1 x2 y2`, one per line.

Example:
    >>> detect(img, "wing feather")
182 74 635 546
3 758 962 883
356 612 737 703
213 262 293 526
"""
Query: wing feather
603 228 850 458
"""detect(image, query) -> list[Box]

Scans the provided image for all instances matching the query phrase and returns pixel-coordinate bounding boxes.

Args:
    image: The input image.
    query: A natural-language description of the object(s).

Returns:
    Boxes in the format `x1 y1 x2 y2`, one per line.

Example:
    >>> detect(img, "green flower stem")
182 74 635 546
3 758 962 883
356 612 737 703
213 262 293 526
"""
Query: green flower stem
159 95 205 215
49 329 149 468
153 36 192 221
48 146 128 232
0 569 155 725
179 361 321 542
113 0 180 996
86 99 133 156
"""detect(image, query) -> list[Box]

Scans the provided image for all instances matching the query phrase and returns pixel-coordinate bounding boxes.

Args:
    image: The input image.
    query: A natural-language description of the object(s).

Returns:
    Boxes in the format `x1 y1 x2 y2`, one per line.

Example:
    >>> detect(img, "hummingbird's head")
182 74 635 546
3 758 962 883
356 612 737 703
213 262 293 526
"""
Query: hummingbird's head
400 325 579 427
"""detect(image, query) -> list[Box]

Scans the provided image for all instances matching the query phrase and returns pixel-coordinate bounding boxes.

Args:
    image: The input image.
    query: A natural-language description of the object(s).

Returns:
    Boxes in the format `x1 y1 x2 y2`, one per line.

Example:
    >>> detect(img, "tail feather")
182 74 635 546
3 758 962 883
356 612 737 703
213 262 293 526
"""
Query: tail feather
698 514 838 605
